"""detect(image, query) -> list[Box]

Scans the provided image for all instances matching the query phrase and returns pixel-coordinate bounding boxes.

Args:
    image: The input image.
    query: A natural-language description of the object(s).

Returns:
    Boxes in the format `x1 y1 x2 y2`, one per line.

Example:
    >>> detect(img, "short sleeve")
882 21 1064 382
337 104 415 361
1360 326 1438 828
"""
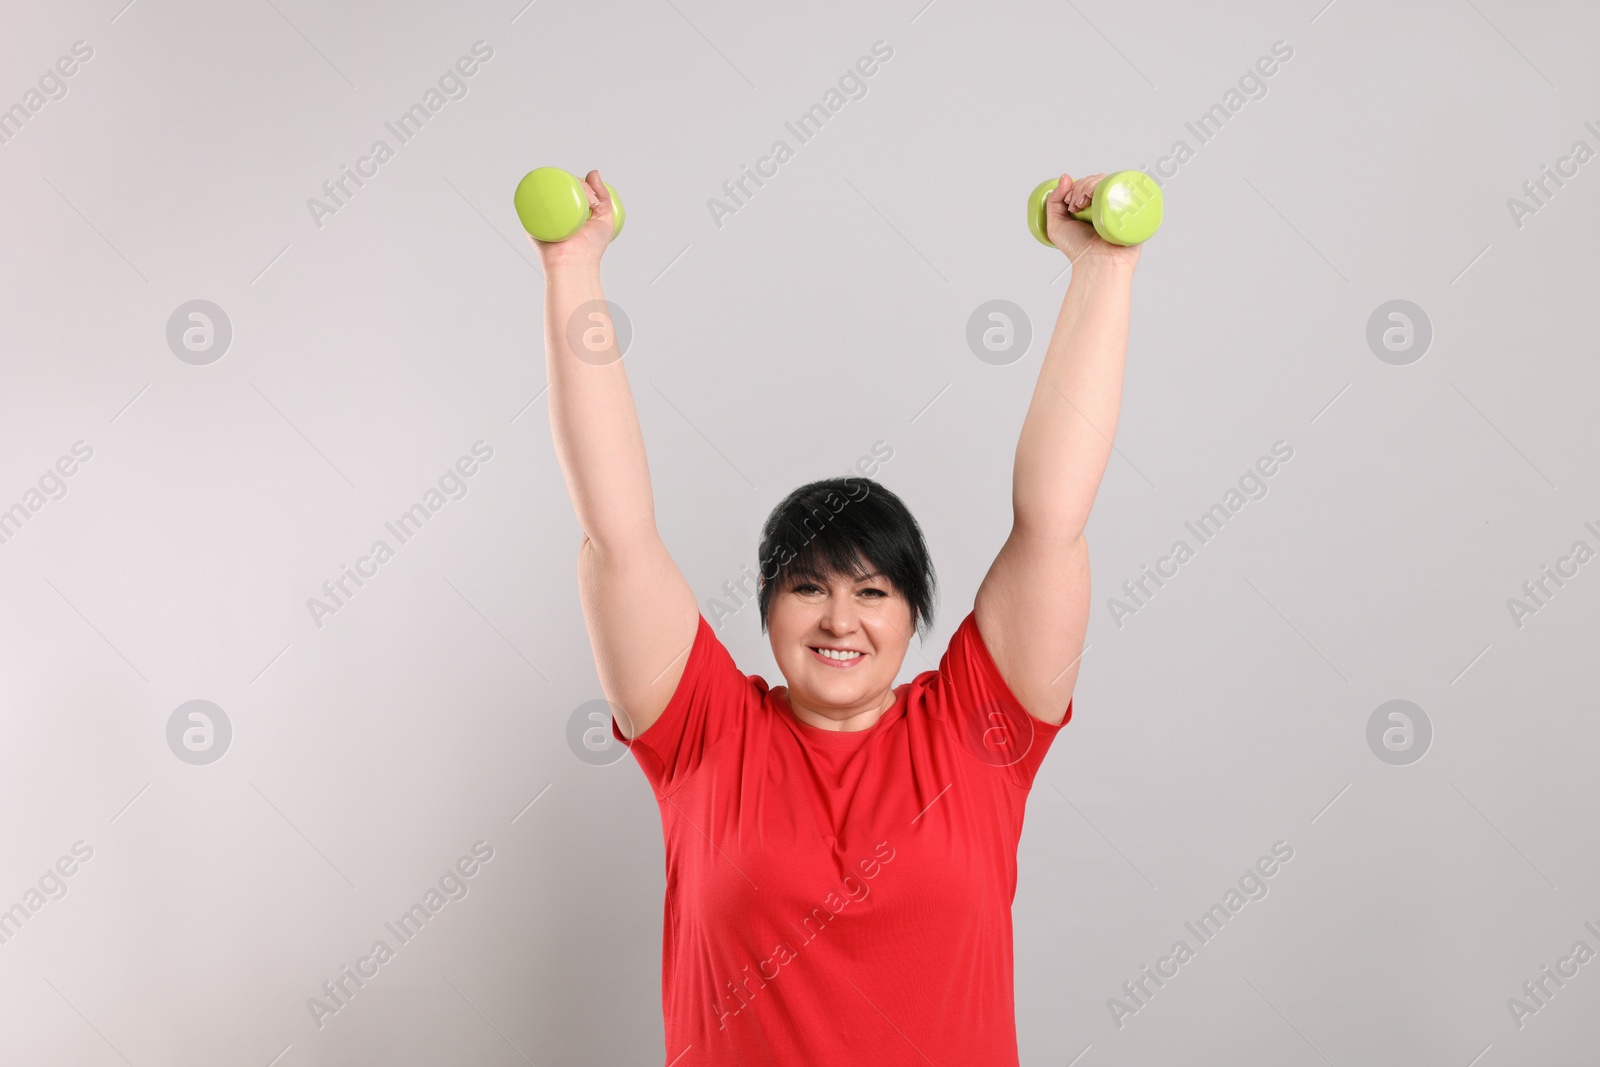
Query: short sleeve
922 609 1071 790
610 614 763 797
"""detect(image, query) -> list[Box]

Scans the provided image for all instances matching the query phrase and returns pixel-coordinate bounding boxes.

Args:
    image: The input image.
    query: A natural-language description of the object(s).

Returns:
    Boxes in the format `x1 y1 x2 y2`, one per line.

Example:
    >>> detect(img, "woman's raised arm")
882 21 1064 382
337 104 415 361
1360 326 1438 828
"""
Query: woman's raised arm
974 172 1140 725
537 171 698 739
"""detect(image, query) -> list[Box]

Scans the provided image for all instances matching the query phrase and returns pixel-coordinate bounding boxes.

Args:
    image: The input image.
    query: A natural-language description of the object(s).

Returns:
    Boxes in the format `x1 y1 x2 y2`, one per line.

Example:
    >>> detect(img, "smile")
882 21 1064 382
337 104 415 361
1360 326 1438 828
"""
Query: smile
809 646 865 667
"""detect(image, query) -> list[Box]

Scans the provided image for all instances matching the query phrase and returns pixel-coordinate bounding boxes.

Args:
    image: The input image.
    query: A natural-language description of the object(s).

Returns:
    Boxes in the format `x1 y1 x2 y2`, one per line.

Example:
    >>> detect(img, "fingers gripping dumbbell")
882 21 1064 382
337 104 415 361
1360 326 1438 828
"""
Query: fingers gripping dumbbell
1027 170 1163 247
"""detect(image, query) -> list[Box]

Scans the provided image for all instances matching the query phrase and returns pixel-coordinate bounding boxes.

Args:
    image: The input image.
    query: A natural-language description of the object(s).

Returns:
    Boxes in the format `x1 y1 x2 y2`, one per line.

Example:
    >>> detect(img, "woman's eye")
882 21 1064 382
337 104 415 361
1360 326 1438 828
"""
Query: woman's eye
790 583 886 597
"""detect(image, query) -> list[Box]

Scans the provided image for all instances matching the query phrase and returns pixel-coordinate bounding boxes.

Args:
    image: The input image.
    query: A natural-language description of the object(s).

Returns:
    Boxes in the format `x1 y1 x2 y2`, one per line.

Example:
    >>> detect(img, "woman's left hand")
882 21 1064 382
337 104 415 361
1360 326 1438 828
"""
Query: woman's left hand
1043 172 1143 267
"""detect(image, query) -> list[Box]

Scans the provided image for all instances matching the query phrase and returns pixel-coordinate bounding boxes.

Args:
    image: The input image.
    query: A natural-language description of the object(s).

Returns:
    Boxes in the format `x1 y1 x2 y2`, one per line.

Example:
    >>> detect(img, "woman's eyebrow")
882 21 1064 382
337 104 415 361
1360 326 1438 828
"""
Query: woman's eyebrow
799 570 886 587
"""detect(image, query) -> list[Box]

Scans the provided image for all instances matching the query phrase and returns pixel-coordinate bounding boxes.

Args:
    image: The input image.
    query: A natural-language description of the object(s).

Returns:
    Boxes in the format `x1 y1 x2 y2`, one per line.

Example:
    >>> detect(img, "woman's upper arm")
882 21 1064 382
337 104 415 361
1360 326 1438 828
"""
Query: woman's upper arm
972 523 1091 726
576 530 701 739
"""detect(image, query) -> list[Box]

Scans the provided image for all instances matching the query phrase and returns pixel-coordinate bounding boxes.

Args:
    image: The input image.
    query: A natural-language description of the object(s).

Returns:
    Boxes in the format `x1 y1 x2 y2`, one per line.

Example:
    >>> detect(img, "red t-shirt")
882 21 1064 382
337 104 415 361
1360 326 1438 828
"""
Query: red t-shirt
614 608 1071 1066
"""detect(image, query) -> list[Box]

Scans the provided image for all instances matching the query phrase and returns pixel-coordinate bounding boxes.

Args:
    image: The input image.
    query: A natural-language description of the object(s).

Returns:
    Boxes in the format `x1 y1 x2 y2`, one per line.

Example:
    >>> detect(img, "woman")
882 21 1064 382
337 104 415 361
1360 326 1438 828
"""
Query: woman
536 169 1138 1065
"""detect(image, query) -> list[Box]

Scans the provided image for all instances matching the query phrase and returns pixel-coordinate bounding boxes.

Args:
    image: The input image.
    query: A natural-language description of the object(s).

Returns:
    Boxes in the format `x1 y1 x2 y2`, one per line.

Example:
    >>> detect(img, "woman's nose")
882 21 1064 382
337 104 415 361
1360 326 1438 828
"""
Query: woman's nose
819 597 861 633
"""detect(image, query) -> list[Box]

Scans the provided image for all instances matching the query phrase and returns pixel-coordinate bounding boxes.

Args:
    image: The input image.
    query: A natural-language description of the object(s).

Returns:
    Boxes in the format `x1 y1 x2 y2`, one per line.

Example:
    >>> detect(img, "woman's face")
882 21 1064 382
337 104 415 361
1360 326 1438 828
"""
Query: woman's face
766 565 913 729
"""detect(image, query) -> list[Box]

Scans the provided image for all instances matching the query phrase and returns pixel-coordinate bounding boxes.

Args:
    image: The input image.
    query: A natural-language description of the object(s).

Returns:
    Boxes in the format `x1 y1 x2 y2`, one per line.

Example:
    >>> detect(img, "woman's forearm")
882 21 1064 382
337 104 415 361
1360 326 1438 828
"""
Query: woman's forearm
543 259 657 549
1012 254 1136 539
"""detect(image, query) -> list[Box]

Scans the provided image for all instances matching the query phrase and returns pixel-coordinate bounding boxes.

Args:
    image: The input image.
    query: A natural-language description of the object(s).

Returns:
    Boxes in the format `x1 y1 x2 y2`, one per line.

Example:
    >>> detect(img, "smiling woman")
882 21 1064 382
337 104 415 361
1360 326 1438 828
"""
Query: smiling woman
531 167 1138 1065
753 476 936 732
757 476 934 632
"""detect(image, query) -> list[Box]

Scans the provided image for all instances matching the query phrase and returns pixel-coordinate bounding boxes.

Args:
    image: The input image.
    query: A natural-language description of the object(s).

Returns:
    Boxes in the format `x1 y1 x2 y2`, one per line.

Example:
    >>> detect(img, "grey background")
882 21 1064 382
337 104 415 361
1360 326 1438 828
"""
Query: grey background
1 0 1596 1064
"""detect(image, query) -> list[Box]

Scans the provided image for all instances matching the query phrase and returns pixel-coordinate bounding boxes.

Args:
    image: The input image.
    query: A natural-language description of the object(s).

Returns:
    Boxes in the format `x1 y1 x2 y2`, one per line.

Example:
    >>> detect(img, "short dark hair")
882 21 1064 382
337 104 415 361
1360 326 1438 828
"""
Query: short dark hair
755 476 937 640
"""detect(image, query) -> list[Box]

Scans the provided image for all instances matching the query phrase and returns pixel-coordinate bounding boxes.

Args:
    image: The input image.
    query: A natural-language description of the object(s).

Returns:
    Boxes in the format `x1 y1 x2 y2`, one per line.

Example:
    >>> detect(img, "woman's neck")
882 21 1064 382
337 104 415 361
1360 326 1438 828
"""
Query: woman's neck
780 686 895 732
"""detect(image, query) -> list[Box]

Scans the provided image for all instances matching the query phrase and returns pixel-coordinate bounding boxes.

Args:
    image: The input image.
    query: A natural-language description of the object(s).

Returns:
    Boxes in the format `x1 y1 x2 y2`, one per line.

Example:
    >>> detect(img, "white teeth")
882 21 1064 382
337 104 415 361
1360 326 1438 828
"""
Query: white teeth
815 648 862 661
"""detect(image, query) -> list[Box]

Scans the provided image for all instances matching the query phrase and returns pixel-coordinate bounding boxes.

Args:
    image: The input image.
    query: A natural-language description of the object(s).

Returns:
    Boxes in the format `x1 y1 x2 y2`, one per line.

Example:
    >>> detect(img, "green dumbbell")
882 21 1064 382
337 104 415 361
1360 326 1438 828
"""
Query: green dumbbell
513 167 625 243
1027 170 1162 247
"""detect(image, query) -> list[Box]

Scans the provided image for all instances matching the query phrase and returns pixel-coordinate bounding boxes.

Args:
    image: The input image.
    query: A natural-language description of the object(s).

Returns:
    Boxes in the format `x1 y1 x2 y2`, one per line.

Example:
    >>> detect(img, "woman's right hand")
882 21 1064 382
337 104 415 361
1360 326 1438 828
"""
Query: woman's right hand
1044 172 1140 268
529 168 617 268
